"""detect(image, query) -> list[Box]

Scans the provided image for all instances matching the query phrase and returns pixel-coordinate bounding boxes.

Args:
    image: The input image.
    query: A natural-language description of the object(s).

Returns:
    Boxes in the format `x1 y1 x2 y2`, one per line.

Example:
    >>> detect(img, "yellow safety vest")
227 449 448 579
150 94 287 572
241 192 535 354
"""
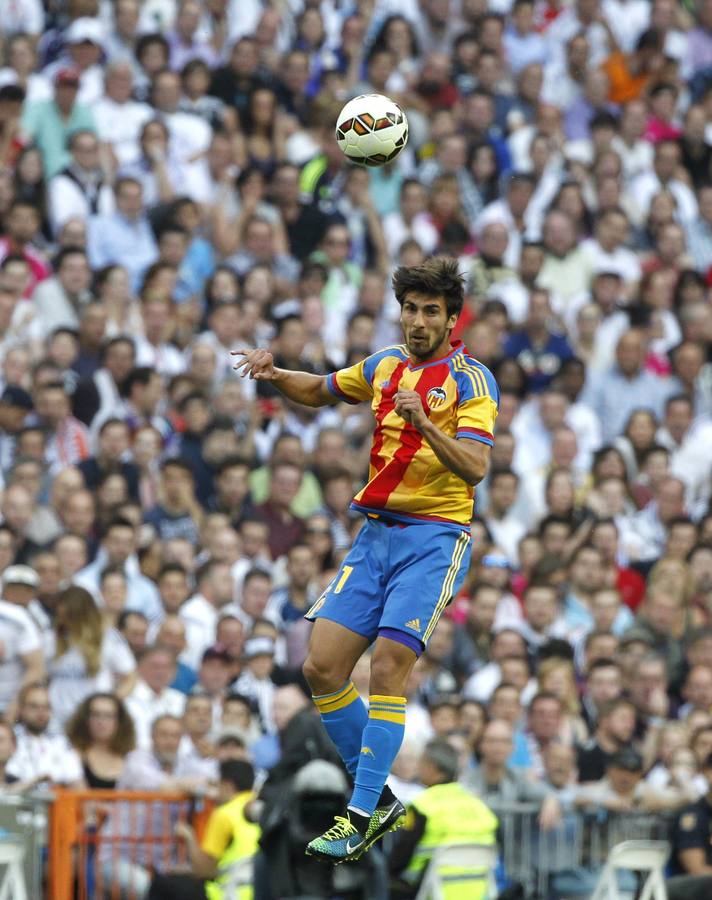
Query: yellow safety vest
204 793 260 900
404 781 498 900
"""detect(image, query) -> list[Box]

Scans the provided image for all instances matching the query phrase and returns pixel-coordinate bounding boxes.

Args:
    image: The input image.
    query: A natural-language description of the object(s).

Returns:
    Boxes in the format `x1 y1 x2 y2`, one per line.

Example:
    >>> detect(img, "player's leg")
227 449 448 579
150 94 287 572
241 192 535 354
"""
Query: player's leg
342 525 471 854
347 635 417 820
303 617 370 777
303 519 388 780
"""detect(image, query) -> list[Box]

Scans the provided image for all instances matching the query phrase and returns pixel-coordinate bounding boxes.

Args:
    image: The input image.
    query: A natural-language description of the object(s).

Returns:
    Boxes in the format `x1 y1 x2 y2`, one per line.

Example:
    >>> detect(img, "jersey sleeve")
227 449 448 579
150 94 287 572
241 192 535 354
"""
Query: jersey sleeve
455 363 499 446
326 359 372 404
201 805 235 860
326 347 402 404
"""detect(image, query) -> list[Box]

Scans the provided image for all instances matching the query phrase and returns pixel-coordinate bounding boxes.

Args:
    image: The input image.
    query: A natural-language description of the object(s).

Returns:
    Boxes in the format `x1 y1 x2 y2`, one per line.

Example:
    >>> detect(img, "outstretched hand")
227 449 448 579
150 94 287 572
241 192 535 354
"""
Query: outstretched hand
231 348 277 380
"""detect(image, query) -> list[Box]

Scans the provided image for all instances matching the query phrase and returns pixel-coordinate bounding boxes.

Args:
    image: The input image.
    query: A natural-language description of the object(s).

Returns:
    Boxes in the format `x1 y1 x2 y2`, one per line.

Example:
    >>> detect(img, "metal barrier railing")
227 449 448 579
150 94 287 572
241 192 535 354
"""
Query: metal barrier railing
0 790 51 897
0 791 673 899
489 801 674 899
49 789 213 900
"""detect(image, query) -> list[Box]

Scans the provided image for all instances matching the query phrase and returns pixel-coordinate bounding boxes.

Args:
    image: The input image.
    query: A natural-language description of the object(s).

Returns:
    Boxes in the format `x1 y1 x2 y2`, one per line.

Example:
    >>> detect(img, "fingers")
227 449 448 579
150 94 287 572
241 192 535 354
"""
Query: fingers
231 348 269 377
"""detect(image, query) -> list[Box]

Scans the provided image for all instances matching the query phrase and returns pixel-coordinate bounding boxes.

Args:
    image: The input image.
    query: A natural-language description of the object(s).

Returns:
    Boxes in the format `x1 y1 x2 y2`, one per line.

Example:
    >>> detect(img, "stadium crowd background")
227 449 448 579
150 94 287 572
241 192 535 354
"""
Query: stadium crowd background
2 0 712 896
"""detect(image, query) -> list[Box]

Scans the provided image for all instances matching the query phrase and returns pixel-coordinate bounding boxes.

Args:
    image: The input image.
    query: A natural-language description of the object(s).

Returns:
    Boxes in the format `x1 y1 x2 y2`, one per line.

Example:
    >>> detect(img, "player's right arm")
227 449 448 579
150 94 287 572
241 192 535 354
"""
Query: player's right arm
231 348 336 408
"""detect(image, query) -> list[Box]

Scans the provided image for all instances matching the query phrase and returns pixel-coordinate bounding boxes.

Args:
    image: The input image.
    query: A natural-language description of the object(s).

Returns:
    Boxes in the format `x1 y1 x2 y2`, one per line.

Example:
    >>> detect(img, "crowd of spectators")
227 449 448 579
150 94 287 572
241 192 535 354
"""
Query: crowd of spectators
1 0 712 896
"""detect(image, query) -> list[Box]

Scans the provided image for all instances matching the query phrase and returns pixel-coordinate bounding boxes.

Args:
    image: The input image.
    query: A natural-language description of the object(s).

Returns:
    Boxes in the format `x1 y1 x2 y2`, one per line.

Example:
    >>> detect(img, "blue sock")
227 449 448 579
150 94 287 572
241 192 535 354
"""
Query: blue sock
349 694 406 817
312 682 368 777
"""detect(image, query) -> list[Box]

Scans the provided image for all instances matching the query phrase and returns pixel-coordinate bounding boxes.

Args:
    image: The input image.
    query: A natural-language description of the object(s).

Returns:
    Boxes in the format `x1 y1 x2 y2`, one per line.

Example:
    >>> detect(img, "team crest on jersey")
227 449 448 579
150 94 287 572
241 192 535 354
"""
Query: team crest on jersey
426 386 447 408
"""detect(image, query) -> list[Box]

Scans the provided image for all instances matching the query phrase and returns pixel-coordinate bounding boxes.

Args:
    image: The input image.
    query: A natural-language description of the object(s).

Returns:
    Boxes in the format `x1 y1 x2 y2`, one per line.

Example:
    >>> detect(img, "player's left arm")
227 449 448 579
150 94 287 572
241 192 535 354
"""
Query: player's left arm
394 390 492 485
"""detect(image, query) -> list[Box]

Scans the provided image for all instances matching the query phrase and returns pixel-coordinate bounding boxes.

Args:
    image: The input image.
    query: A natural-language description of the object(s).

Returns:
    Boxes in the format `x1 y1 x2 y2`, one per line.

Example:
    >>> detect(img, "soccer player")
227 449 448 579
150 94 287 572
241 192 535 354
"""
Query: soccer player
232 258 499 863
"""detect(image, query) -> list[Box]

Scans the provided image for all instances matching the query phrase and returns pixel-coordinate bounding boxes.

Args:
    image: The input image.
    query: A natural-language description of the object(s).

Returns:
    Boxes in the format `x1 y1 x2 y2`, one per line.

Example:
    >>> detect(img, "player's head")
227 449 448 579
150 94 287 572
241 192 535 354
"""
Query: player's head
392 257 464 360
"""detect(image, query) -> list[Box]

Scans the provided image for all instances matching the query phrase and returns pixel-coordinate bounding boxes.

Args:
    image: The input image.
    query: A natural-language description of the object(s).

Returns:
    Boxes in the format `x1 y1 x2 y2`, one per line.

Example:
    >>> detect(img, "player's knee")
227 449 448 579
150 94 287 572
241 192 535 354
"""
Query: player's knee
369 647 413 696
302 652 340 694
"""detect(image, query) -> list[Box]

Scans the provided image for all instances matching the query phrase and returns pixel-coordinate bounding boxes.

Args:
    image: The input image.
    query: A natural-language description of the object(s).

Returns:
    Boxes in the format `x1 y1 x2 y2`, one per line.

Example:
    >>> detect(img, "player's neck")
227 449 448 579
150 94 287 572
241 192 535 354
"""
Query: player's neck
407 337 455 367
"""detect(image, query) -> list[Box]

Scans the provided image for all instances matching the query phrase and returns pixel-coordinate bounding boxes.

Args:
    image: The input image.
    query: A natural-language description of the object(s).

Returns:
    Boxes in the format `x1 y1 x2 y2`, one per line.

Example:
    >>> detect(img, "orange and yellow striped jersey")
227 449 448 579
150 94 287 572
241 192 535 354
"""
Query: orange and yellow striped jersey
326 340 499 530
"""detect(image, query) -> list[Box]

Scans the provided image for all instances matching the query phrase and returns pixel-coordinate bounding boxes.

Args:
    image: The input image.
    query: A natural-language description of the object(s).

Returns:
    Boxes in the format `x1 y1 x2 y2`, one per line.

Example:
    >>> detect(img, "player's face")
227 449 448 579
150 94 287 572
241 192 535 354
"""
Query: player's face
400 292 456 361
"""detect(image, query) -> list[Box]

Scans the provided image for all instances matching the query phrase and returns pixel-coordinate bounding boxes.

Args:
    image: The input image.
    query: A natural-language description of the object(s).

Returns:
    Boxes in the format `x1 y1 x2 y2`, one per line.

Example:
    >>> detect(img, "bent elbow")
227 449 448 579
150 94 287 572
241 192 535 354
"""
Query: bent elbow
470 463 487 485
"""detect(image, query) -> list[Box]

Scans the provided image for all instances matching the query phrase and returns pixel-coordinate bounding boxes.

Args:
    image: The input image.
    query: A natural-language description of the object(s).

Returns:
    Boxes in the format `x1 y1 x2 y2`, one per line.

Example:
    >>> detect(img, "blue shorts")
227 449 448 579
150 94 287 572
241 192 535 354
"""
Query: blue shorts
305 516 471 652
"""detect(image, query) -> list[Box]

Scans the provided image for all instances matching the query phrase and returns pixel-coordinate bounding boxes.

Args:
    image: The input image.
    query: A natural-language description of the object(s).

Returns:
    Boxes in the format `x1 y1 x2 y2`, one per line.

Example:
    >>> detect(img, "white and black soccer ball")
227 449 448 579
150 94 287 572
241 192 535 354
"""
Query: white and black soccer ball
335 93 409 167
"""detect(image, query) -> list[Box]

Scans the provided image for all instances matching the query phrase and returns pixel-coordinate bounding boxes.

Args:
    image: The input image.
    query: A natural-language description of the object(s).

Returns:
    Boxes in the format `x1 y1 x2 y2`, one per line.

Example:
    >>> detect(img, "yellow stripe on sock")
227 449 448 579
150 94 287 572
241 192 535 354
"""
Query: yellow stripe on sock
369 695 406 705
369 710 406 724
313 682 352 705
314 684 359 713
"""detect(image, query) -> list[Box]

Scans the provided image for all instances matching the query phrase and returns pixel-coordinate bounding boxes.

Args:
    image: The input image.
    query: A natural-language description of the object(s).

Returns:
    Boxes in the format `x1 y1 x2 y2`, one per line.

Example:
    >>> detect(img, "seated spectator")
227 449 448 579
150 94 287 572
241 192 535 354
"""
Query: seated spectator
144 458 202 544
101 713 211 898
195 644 233 727
179 559 238 669
574 747 688 812
87 177 159 293
48 584 136 727
7 682 84 787
463 719 562 829
75 517 163 622
577 697 637 782
78 417 140 500
178 692 218 781
66 691 137 788
124 645 186 748
537 657 589 746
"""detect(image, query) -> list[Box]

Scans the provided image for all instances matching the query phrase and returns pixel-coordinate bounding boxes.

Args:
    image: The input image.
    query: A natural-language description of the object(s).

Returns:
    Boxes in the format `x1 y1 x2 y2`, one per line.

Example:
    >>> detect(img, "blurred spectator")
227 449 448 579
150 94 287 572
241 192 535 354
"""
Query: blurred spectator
124 645 186 747
66 691 137 788
8 682 83 787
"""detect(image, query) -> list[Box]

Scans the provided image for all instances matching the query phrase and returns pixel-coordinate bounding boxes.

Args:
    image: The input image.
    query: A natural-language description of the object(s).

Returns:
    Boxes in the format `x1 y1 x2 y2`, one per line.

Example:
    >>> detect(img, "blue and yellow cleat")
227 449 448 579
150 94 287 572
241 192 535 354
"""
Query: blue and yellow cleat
306 799 406 864
357 797 407 857
306 815 366 864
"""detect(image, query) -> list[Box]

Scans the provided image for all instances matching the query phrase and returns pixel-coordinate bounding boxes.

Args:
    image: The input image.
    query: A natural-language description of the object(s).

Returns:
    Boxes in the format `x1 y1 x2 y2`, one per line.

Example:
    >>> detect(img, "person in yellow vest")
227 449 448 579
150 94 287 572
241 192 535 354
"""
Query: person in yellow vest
389 739 499 900
147 759 260 900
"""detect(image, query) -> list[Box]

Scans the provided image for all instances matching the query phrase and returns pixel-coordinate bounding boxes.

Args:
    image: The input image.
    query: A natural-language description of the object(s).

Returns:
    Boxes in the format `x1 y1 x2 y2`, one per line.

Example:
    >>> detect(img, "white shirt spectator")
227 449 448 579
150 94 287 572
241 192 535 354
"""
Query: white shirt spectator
233 668 276 733
627 172 698 226
546 11 611 67
541 61 583 110
47 628 135 726
124 679 186 749
7 724 83 785
161 110 211 164
382 210 439 260
0 70 50 102
483 512 527 566
0 600 41 713
177 735 218 781
602 0 650 52
611 136 655 185
579 238 642 287
179 593 217 669
134 335 186 378
463 662 537 705
43 61 106 106
0 0 44 35
660 420 712 509
92 96 152 167
47 172 115 235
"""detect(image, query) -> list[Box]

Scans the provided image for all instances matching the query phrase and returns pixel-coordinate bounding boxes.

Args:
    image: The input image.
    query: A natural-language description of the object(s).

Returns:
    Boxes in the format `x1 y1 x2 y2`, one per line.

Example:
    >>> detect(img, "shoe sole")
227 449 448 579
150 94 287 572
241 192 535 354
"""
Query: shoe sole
305 843 366 866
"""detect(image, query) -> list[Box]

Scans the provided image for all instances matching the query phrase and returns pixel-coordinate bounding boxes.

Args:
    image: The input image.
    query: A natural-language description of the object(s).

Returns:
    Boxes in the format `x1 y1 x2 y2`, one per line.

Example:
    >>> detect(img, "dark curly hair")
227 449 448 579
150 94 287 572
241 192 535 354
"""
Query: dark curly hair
392 257 465 319
66 692 136 757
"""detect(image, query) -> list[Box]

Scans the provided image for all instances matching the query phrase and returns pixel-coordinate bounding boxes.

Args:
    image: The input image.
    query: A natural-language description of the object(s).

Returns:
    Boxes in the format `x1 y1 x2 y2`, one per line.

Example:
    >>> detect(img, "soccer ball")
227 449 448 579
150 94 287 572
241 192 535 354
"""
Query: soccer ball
335 94 409 167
